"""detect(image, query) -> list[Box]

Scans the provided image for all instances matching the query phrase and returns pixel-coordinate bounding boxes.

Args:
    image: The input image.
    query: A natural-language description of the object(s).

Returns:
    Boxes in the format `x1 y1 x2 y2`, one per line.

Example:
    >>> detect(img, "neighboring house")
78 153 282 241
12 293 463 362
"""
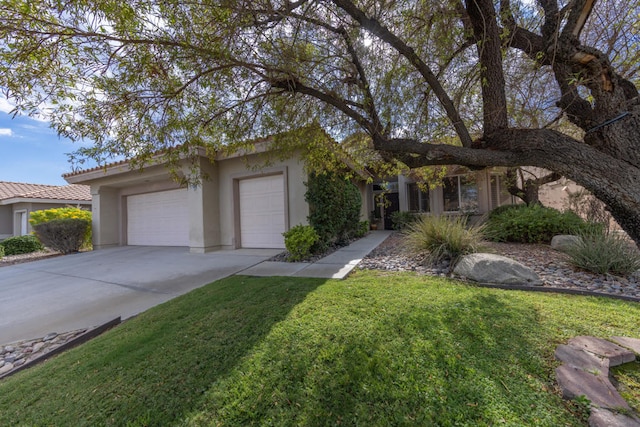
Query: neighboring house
64 143 372 252
0 181 92 240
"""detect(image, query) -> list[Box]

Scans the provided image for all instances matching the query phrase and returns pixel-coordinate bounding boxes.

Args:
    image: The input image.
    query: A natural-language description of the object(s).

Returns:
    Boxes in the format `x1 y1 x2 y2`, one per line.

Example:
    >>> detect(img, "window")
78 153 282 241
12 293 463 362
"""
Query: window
490 175 513 209
442 176 479 213
407 183 430 212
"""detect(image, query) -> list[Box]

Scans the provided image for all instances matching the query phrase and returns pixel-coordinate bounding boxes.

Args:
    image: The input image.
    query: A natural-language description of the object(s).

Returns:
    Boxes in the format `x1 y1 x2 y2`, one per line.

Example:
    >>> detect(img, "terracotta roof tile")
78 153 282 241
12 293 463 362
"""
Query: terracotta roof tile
0 181 91 202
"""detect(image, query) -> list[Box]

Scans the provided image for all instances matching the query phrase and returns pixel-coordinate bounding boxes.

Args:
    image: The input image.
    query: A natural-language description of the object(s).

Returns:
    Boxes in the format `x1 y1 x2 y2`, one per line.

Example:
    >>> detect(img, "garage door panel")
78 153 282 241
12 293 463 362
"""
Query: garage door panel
127 189 189 246
239 175 285 249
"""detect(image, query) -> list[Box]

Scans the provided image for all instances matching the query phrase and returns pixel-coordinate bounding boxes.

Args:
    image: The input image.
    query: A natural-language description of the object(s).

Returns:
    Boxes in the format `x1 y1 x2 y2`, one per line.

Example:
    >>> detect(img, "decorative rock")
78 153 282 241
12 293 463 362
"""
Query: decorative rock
554 344 609 375
551 235 582 253
3 345 15 353
568 336 636 367
453 253 542 286
555 365 629 410
32 342 45 352
43 332 58 342
610 336 640 355
0 363 13 375
589 408 640 427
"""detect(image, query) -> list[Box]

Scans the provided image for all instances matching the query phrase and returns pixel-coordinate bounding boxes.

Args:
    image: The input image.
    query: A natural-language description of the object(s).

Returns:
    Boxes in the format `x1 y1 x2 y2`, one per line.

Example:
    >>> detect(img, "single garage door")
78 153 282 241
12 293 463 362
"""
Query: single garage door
239 175 286 248
127 188 190 246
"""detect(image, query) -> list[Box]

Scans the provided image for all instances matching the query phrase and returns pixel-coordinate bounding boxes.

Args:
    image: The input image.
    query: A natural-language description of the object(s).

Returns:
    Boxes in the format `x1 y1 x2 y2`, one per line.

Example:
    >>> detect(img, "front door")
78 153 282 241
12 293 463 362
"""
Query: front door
383 193 400 230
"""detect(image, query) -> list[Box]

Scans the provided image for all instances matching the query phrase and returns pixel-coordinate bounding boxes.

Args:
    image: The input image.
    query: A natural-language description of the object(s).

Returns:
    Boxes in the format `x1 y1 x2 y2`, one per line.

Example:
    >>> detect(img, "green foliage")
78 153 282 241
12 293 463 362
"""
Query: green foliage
390 210 419 230
485 204 590 244
30 207 92 248
33 219 90 254
565 231 640 275
0 244 4 259
404 215 485 265
355 220 370 238
486 203 525 219
282 225 319 262
305 172 362 247
0 235 44 255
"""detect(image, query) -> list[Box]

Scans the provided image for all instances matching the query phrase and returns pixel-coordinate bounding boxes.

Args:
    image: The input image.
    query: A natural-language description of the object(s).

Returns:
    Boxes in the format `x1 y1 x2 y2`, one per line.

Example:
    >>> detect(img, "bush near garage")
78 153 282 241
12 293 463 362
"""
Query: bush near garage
33 219 90 254
484 204 593 244
0 244 5 259
283 225 320 262
30 207 92 249
0 235 44 255
305 172 362 248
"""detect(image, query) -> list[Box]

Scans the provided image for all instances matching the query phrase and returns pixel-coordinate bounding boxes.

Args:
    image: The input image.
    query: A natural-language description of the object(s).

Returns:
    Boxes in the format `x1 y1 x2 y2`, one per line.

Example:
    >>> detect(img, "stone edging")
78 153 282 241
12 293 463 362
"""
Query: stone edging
555 336 640 427
0 317 121 381
466 281 640 303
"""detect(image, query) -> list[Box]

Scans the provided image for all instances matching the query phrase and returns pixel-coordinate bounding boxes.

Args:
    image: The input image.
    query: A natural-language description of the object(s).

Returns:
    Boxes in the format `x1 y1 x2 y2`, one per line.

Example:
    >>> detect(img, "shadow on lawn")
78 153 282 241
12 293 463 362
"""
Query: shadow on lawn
0 275 325 426
181 283 580 426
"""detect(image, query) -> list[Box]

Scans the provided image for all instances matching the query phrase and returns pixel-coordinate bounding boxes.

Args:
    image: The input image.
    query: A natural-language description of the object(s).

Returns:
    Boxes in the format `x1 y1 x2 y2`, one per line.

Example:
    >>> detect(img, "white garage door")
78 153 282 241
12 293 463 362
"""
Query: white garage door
239 175 286 248
127 189 190 246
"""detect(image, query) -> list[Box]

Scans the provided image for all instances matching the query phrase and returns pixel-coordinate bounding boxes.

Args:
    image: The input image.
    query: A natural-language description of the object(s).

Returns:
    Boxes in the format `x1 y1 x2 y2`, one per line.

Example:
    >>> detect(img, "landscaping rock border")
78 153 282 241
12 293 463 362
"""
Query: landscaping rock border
0 317 121 380
359 233 640 300
555 336 640 427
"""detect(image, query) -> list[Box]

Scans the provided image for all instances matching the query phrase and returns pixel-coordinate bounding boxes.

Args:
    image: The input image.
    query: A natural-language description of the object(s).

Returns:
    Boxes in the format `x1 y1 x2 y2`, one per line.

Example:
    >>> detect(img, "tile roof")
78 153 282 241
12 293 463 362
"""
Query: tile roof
0 181 91 202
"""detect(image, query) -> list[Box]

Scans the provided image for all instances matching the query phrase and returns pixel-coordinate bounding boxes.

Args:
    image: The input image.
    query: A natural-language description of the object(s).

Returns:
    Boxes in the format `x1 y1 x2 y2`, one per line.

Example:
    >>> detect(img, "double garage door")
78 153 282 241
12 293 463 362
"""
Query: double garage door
126 175 285 248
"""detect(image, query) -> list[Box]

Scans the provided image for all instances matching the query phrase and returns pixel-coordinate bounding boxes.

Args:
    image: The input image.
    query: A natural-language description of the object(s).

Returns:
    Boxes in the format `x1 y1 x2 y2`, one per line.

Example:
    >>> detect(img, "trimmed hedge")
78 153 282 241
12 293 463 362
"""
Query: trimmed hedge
283 225 320 262
30 207 92 248
33 219 90 254
0 235 44 255
305 173 362 247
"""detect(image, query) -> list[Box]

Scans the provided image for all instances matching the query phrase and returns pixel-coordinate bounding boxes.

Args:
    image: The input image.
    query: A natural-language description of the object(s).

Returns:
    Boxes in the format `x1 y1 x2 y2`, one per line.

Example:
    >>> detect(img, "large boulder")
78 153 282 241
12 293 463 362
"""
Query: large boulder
550 235 582 253
453 253 542 286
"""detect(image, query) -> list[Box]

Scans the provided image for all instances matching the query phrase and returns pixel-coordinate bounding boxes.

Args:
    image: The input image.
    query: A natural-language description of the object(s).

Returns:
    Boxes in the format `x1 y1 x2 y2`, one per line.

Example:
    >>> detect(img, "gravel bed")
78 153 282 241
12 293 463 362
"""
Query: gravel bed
359 232 640 299
0 250 61 267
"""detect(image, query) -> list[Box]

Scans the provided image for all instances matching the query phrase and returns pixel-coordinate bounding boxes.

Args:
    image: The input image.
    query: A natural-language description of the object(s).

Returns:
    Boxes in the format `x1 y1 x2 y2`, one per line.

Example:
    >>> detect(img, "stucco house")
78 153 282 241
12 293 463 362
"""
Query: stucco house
0 181 91 240
63 143 373 252
64 135 583 253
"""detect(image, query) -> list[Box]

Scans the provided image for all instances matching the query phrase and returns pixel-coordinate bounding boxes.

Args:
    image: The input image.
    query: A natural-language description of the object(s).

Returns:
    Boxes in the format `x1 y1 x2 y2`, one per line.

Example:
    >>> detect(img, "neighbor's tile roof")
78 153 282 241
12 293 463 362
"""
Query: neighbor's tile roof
0 181 91 202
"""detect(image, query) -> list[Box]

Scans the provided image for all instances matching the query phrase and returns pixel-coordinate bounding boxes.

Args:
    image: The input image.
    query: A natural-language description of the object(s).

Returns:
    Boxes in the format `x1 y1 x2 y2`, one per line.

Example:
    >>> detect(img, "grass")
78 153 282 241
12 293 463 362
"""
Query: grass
1 271 640 426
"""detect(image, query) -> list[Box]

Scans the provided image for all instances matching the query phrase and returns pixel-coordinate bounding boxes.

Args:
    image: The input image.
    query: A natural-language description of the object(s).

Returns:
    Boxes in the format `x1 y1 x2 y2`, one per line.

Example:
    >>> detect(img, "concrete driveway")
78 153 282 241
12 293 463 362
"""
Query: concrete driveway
0 246 280 344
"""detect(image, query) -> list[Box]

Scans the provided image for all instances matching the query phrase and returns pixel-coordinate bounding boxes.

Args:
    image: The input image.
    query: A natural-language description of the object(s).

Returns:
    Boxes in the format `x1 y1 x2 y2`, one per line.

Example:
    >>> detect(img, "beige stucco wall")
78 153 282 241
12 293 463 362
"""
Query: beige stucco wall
216 153 309 249
0 206 11 240
72 151 311 251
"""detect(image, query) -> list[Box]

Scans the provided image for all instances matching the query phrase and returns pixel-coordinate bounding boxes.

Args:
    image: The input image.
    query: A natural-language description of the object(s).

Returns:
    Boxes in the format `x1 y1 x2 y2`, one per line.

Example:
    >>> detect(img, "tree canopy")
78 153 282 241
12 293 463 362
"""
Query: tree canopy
1 0 639 242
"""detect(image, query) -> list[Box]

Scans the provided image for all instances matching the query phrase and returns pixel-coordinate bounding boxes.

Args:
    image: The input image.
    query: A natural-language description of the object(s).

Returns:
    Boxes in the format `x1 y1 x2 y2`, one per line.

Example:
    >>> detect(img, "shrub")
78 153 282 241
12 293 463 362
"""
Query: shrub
566 231 640 275
33 219 90 254
283 225 320 262
305 173 362 247
484 204 590 244
355 220 370 238
404 215 485 265
0 245 4 259
30 207 92 248
0 235 44 255
390 211 419 230
487 203 526 219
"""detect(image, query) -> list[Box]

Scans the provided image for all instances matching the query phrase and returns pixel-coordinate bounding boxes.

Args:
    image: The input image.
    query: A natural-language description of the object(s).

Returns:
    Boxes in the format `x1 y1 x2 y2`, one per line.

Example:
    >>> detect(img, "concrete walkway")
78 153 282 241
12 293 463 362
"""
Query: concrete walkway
240 230 393 279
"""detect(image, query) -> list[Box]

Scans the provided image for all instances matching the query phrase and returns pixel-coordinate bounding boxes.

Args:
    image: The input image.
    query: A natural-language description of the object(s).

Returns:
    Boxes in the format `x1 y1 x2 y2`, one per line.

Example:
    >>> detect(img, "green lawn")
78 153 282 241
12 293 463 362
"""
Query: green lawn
2 270 640 426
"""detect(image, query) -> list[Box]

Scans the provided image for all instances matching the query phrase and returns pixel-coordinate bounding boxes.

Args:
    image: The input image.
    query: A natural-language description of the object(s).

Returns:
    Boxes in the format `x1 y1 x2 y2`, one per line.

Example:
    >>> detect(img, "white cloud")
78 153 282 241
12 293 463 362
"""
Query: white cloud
0 128 13 136
0 97 15 114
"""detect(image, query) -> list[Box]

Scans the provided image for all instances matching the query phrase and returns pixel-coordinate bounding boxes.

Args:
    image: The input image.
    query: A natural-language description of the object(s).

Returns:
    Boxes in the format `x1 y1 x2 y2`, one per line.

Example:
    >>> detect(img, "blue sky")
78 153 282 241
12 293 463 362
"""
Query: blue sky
0 99 94 186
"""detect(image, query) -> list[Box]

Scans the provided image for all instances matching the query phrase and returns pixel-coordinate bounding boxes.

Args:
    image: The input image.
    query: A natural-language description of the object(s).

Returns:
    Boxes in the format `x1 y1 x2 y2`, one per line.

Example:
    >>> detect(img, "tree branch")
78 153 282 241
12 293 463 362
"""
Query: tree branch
331 0 474 148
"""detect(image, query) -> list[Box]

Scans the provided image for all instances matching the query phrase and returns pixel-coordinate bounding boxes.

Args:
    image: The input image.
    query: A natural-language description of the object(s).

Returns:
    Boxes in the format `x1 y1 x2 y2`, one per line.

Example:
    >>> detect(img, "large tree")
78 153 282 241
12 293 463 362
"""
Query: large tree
1 1 639 242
